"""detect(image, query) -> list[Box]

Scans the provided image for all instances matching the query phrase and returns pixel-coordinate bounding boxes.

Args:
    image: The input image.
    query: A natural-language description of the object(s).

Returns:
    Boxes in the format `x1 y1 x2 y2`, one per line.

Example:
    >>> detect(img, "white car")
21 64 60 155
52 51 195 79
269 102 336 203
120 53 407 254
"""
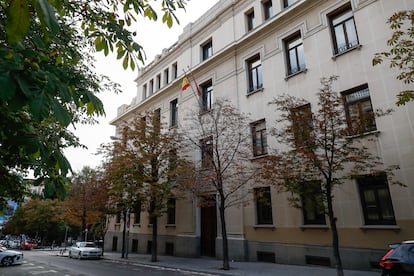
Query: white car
68 242 102 259
0 246 24 266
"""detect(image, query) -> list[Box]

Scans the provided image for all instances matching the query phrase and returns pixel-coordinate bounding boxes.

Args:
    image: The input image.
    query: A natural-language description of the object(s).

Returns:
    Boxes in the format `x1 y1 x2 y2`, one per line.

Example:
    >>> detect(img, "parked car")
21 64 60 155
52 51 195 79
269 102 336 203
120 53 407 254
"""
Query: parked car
68 242 102 259
0 246 24 266
20 239 38 250
379 240 414 276
7 240 20 249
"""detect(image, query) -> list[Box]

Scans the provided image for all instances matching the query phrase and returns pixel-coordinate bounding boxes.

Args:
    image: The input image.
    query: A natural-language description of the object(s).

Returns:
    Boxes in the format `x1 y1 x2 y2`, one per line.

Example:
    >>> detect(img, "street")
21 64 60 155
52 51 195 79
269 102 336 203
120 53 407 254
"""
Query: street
0 250 213 276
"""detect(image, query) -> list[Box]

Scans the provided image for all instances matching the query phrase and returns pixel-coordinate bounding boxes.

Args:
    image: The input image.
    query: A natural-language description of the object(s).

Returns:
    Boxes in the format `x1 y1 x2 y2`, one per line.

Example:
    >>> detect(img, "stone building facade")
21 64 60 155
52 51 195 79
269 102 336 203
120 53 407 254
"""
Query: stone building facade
106 0 414 270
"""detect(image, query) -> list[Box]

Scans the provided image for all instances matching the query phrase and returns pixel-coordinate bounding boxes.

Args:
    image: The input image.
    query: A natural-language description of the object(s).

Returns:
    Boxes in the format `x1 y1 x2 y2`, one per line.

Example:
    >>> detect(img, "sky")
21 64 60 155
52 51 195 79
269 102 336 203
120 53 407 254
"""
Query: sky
64 1 219 173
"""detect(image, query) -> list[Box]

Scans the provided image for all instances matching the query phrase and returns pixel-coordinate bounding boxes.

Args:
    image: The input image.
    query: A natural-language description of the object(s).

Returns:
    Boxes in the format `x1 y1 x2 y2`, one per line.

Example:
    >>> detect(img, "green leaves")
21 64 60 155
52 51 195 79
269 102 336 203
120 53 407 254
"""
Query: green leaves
34 0 60 36
373 10 414 106
1 0 188 209
0 73 17 101
5 0 60 44
5 0 30 44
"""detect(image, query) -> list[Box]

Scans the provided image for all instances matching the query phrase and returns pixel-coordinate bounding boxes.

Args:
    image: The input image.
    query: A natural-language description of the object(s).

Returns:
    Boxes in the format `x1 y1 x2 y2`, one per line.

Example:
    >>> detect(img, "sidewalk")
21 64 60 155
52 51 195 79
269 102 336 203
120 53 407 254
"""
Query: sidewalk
97 251 379 276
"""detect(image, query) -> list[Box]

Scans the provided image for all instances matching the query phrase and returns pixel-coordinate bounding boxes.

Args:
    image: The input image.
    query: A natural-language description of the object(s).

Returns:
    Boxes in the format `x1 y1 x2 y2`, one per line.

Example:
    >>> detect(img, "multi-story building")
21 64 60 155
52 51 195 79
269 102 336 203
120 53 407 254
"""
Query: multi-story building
106 0 414 271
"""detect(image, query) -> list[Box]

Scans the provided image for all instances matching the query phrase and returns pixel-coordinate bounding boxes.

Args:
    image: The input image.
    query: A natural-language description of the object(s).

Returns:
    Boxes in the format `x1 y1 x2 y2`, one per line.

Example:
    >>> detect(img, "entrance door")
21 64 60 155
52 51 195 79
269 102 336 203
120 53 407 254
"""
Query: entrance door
200 198 217 257
111 236 118 251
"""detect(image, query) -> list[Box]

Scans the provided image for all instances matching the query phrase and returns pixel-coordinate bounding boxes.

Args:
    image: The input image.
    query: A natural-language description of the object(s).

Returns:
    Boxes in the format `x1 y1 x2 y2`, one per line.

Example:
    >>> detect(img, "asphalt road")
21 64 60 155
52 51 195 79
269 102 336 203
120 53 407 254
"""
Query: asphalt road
0 250 206 276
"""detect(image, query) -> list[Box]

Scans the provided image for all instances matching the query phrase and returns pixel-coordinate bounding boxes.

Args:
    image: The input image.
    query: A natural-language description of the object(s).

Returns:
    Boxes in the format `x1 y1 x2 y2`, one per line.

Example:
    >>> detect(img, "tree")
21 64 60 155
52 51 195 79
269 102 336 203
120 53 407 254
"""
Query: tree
63 167 108 242
0 0 187 208
4 198 65 245
373 10 414 106
101 110 187 262
182 98 259 270
261 76 399 276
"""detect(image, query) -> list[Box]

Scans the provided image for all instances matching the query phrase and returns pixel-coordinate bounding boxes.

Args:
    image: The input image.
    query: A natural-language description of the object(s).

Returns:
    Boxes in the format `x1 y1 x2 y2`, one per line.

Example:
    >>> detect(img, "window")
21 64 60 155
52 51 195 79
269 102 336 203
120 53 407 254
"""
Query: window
172 63 178 80
115 213 121 224
263 0 273 20
133 202 141 224
153 108 161 134
168 149 178 177
255 187 273 225
170 99 178 127
300 181 326 225
149 79 154 95
142 84 147 99
329 4 359 55
200 136 213 168
156 74 161 91
357 174 396 225
164 68 169 85
284 32 305 76
246 10 255 31
140 116 147 134
283 0 297 8
201 80 213 112
167 198 176 225
342 84 376 134
202 40 213 61
291 103 314 149
251 120 267 157
247 55 263 93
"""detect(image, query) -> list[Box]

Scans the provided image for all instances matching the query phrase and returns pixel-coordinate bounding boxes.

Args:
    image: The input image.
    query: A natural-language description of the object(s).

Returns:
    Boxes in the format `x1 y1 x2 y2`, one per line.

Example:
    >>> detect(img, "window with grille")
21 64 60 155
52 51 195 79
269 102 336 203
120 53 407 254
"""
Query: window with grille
329 4 359 55
342 84 376 134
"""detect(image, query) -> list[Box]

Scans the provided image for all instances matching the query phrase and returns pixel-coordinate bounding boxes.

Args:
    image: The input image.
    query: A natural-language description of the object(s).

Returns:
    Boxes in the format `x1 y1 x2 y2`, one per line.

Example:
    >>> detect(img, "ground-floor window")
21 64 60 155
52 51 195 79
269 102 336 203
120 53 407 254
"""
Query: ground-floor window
357 174 396 225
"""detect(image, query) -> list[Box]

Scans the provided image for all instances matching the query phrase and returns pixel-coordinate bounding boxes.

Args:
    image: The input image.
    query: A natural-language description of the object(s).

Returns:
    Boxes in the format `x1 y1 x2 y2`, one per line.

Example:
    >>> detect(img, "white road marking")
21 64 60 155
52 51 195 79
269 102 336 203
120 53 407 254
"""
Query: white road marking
21 266 44 270
31 270 57 275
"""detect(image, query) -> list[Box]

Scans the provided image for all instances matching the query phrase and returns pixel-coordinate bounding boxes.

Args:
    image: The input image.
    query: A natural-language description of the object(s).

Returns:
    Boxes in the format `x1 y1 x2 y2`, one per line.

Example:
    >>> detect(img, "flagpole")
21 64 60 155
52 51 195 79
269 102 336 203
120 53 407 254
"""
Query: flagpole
182 68 202 108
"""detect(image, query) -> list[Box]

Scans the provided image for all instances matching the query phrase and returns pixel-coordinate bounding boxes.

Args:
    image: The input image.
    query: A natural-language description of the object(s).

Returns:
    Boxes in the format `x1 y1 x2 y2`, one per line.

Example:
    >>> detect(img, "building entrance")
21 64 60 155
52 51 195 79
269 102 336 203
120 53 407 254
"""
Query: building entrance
200 197 217 257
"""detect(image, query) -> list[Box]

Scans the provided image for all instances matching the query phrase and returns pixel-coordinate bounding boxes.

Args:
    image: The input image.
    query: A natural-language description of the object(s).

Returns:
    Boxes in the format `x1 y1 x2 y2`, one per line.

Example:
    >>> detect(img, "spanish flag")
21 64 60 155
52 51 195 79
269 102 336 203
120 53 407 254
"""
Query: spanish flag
181 76 190 91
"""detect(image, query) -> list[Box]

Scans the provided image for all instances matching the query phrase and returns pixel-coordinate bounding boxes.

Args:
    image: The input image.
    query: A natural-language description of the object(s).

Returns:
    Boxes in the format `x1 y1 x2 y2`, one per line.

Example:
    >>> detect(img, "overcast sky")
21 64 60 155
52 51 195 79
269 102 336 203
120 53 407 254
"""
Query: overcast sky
64 1 219 173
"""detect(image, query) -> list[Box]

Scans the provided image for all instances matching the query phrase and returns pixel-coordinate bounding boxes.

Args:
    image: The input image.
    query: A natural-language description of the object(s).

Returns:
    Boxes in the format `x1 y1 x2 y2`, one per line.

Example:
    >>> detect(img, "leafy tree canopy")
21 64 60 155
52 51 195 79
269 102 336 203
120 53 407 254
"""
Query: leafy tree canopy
262 76 400 276
373 10 414 106
3 198 65 244
63 166 108 239
0 0 187 208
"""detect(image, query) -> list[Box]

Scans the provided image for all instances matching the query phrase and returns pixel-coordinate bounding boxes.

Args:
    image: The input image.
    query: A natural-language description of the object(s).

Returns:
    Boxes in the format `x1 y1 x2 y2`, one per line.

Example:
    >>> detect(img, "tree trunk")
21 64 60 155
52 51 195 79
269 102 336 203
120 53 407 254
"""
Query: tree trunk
326 183 344 276
82 207 86 241
218 190 229 270
150 197 158 262
151 215 158 262
121 209 126 258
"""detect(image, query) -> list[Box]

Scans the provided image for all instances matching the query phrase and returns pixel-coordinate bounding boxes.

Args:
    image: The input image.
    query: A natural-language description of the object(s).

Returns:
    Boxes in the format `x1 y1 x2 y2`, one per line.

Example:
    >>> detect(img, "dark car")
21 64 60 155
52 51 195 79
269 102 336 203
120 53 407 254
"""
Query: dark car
379 240 414 276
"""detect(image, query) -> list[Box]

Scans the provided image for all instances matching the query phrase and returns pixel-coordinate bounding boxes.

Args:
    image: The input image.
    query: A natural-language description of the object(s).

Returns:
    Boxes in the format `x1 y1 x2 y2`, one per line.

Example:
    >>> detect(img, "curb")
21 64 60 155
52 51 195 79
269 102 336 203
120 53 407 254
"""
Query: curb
102 256 220 276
